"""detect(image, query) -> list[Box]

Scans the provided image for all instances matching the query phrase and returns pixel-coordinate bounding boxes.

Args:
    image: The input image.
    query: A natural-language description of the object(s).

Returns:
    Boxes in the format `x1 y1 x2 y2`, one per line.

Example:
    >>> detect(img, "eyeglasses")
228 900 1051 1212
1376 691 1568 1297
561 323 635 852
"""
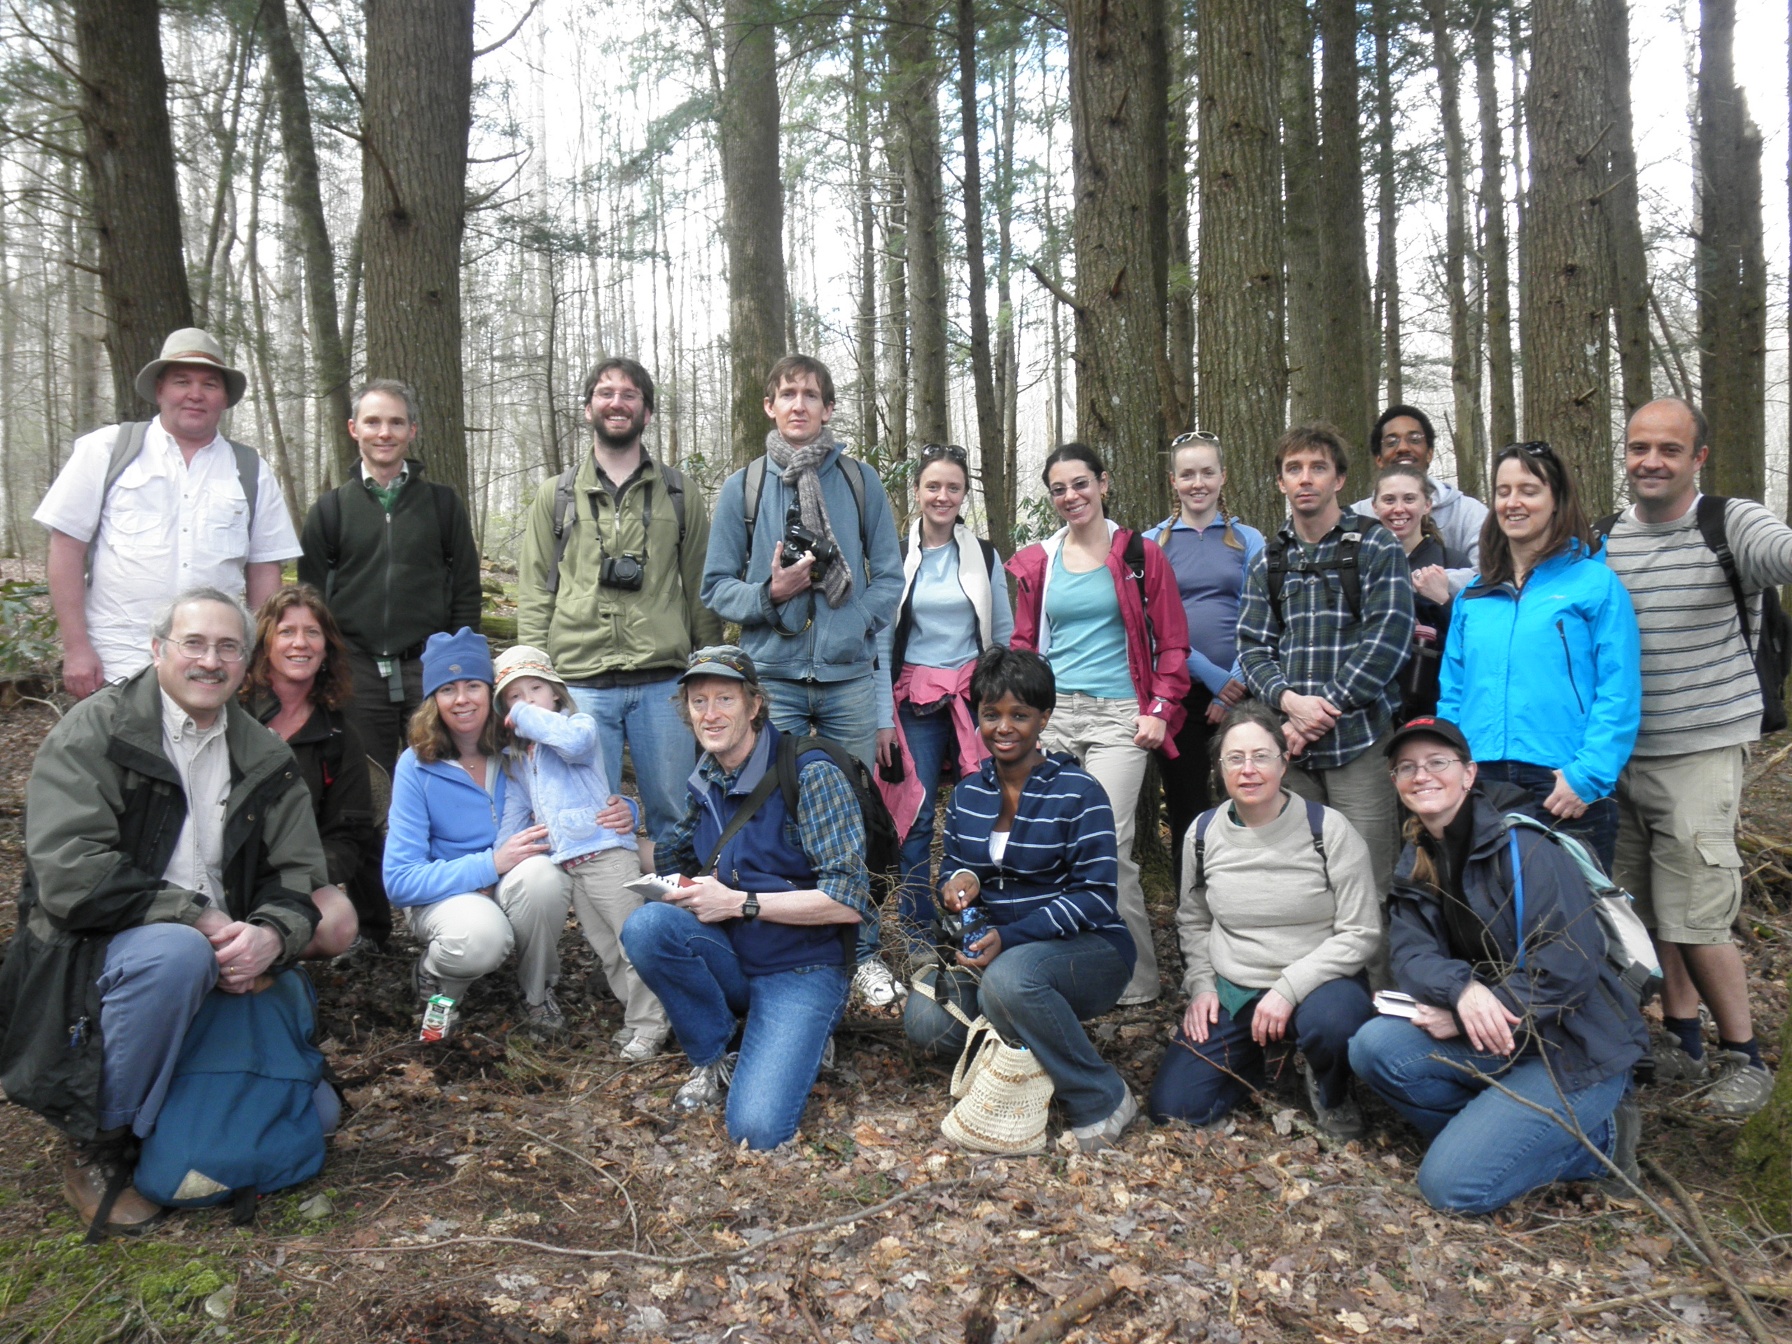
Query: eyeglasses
919 443 968 464
1496 440 1555 462
1220 749 1282 772
1390 755 1465 783
1380 429 1430 450
171 637 246 663
1171 430 1222 449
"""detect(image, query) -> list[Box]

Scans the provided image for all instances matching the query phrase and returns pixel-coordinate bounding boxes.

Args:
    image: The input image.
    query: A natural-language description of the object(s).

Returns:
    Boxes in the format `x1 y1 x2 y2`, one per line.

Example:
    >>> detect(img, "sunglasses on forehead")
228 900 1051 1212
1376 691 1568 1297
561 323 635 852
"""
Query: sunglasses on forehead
919 442 968 464
1170 429 1222 449
1496 440 1556 462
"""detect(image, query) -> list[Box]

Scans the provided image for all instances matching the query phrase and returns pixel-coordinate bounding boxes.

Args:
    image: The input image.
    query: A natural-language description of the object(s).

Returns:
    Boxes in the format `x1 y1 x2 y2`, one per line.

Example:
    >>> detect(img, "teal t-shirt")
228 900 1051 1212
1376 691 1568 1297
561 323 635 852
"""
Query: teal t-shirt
1043 554 1135 699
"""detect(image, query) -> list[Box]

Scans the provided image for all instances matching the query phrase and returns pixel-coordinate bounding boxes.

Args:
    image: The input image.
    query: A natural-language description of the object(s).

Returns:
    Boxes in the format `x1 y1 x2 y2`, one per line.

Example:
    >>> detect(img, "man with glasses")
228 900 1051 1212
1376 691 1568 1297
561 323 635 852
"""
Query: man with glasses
1598 397 1792 1116
517 357 721 871
0 587 342 1236
36 328 302 698
1348 405 1488 591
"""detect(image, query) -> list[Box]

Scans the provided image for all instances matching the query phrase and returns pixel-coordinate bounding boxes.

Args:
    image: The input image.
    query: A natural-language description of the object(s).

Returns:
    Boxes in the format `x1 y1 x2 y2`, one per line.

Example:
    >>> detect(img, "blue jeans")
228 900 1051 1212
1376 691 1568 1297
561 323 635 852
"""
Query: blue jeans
903 934 1130 1127
762 673 884 964
1348 1015 1627 1214
97 923 219 1137
621 901 848 1150
894 701 961 950
566 677 695 852
1477 760 1618 874
1148 975 1373 1126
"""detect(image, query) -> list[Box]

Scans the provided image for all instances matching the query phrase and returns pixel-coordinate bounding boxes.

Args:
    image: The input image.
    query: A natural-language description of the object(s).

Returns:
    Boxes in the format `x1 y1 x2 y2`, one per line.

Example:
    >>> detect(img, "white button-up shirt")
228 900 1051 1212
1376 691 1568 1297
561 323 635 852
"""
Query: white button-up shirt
35 417 302 681
159 689 231 906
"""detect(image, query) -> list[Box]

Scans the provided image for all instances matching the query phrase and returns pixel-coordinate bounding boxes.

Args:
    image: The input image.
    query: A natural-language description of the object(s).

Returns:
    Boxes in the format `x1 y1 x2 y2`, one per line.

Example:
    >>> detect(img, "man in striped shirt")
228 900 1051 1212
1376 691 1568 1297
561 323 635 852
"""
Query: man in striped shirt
1601 398 1792 1117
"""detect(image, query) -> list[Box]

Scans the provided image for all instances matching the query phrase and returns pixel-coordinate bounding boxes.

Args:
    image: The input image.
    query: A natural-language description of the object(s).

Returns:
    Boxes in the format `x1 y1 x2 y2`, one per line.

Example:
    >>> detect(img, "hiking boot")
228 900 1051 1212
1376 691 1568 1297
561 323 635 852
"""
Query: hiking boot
1301 1061 1366 1141
616 1032 665 1063
674 1055 735 1113
852 959 904 1008
1702 1051 1773 1117
64 1131 163 1237
1071 1090 1140 1154
1650 1035 1710 1083
516 989 566 1039
1597 1095 1641 1195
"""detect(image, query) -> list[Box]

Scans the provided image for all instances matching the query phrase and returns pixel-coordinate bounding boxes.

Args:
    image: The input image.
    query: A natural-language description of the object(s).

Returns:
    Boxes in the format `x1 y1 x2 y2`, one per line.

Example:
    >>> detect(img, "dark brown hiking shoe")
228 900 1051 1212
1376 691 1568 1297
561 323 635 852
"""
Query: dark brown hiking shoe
64 1131 164 1237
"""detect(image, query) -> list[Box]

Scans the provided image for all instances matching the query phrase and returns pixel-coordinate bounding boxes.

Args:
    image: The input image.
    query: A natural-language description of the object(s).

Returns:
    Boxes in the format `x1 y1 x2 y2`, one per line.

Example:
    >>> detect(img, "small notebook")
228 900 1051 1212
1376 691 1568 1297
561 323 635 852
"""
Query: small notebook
625 873 685 901
1373 990 1419 1019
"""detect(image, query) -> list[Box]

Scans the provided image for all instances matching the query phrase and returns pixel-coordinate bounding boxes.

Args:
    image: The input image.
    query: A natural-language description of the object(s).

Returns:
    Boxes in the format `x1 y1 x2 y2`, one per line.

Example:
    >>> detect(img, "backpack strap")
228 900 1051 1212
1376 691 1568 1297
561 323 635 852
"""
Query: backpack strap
1334 526 1364 622
226 439 260 531
1260 525 1364 625
1509 828 1528 971
699 765 783 875
546 464 580 596
1592 510 1621 542
1263 534 1290 627
1302 797 1331 889
740 457 769 578
1695 494 1754 653
87 421 152 585
1121 529 1156 650
740 454 871 580
659 461 688 551
1191 806 1220 892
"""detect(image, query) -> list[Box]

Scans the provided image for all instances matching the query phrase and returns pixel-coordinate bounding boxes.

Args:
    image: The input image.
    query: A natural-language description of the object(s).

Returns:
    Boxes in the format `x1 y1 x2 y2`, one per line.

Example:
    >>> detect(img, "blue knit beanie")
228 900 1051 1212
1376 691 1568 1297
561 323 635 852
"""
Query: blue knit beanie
421 627 494 697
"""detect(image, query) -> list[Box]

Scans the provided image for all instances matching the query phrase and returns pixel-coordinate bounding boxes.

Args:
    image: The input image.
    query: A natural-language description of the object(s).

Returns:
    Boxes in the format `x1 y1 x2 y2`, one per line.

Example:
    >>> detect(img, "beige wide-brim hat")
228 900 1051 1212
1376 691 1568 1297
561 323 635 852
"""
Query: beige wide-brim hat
493 645 569 699
134 327 249 407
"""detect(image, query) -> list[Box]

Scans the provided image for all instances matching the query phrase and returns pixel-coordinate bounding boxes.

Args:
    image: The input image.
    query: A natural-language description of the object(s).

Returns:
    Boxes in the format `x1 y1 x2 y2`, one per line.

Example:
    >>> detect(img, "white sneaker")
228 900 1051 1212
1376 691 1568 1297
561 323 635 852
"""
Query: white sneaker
853 959 905 1007
674 1055 735 1113
616 1033 665 1063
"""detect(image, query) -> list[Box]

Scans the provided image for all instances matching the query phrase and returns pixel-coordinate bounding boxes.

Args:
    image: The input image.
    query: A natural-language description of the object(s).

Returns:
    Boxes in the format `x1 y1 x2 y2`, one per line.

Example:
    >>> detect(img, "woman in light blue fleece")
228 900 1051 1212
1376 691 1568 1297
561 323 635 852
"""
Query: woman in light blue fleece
494 645 669 1062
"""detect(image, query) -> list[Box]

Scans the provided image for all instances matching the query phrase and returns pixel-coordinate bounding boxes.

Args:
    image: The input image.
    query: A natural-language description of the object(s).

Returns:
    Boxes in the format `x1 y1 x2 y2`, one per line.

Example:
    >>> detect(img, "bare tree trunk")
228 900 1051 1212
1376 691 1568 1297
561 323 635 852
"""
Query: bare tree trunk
360 0 473 502
1069 0 1173 528
1372 0 1401 406
1698 0 1766 498
1316 0 1374 443
1596 0 1651 424
883 157 911 464
992 44 1019 555
852 21 879 461
715 0 787 466
1474 2 1516 454
892 0 948 445
1280 0 1322 425
956 0 1005 542
1198 0 1286 525
262 0 355 481
244 93 301 521
1165 6 1195 426
1522 0 1611 510
1429 0 1485 493
72 0 193 417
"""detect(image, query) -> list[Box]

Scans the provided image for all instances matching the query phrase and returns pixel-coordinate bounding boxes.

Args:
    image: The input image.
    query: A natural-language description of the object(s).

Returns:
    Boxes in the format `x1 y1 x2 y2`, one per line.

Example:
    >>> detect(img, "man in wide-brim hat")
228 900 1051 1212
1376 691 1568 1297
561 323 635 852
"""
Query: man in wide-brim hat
35 327 301 697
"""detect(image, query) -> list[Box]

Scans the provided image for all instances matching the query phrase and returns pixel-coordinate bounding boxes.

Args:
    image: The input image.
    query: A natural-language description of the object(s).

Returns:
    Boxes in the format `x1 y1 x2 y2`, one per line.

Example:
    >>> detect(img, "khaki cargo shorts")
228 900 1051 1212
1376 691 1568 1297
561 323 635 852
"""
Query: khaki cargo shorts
1613 744 1746 945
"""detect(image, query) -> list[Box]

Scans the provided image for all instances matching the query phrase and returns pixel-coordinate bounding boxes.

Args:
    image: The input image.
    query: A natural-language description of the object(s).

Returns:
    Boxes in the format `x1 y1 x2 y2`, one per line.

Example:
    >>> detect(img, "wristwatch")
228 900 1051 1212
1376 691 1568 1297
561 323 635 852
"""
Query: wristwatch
740 893 760 921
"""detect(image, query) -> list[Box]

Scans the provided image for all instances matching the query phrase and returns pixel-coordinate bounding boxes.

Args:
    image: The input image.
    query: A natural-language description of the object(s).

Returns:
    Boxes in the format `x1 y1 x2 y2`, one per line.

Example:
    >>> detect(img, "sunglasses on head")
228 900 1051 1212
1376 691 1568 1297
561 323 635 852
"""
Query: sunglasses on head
1496 440 1556 462
1170 429 1222 449
919 442 968 464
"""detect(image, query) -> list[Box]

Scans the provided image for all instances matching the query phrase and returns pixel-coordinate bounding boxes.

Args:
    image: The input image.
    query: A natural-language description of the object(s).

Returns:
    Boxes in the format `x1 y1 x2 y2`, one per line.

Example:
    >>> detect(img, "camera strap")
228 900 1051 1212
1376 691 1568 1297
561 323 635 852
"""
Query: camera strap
585 479 653 567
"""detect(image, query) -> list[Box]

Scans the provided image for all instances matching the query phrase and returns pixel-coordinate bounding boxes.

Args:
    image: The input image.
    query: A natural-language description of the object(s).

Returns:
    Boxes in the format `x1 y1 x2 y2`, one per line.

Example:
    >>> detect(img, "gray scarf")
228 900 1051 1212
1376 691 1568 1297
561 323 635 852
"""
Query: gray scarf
765 426 854 608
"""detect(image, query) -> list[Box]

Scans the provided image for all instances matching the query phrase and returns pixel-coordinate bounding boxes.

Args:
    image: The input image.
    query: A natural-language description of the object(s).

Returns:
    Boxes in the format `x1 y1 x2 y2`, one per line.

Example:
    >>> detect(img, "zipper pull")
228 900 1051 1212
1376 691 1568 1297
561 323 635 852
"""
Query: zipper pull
68 1016 89 1049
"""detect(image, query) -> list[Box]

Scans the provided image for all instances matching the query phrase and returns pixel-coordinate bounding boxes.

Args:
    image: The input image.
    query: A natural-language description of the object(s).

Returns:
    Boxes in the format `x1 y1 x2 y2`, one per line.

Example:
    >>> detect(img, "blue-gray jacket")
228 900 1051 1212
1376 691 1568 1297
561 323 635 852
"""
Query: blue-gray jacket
498 701 639 865
1388 786 1647 1094
700 447 904 722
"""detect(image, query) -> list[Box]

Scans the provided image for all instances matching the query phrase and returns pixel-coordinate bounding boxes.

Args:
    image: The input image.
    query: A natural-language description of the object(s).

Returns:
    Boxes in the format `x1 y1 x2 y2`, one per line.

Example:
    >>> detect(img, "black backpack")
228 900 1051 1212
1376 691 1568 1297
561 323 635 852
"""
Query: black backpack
1261 517 1379 626
315 478 460 605
546 460 687 596
1596 496 1792 734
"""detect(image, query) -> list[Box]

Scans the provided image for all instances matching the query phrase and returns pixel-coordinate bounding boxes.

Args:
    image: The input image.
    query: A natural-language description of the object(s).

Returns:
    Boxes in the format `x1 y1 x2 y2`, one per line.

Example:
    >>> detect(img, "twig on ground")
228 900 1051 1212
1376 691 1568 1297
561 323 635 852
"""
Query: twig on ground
1012 1279 1125 1344
40 1270 120 1344
1643 1156 1779 1344
1744 740 1792 789
514 1125 642 1252
314 1177 963 1267
1544 1279 1792 1323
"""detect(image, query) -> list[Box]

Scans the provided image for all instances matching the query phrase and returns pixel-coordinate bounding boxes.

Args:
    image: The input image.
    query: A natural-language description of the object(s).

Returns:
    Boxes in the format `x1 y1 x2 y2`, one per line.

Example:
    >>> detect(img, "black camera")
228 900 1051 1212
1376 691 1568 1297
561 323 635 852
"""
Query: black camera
599 553 646 591
780 508 839 572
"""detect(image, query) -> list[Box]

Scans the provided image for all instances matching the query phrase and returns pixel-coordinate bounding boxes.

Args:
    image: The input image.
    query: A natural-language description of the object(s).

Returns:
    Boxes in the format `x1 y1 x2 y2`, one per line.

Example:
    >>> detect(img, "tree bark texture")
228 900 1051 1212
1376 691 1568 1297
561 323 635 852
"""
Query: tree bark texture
883 152 911 465
1069 0 1173 529
1279 0 1322 426
1473 2 1516 455
1315 0 1374 445
1165 5 1195 428
72 0 194 418
992 45 1019 555
1372 0 1401 407
360 0 474 502
716 0 787 467
1521 0 1612 511
956 0 1005 541
891 0 948 446
261 0 354 482
1428 0 1485 493
1596 0 1651 424
1698 0 1766 499
1198 0 1286 526
852 22 878 461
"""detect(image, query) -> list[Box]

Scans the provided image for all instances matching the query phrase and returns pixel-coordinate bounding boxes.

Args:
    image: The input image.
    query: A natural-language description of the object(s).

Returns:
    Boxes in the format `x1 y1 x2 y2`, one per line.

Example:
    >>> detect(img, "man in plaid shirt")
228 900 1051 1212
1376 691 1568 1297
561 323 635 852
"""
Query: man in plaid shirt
1237 425 1415 906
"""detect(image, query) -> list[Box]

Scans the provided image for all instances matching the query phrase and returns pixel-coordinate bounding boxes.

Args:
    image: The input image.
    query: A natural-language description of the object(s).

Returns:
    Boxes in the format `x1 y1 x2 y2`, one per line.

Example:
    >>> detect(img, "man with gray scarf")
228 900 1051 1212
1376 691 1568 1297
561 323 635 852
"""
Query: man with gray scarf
702 354 906 1005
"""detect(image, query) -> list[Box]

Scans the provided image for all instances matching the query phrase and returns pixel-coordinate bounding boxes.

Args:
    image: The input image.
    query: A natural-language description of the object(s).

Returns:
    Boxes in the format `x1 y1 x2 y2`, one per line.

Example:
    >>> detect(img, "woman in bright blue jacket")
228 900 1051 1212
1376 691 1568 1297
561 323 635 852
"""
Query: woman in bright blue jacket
1438 442 1640 870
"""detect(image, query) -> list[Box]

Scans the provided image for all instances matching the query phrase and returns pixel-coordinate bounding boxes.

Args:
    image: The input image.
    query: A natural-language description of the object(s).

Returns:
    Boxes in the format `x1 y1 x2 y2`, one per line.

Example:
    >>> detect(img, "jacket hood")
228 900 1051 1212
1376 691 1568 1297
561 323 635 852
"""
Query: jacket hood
1459 781 1547 858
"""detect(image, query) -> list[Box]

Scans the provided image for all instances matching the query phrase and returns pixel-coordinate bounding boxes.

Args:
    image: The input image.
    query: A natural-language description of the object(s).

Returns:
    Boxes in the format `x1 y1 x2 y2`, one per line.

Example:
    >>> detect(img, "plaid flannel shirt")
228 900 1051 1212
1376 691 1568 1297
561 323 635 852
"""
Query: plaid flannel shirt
1236 514 1416 770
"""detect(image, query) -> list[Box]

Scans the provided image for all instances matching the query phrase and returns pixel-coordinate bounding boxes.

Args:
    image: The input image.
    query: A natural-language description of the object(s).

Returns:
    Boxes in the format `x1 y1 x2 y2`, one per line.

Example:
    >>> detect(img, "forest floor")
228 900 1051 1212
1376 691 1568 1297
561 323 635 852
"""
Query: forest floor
0 692 1789 1344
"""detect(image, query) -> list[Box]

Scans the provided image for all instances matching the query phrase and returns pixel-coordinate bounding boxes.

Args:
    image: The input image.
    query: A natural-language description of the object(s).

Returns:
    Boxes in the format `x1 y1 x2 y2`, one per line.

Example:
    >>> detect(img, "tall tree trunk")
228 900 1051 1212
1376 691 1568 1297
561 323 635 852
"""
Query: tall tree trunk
1280 0 1322 425
1429 0 1485 492
1522 0 1611 510
360 0 473 502
1698 0 1766 498
1198 0 1286 525
716 0 787 466
956 0 1005 541
262 0 355 482
883 161 911 464
1597 0 1651 424
1474 2 1516 454
852 22 879 462
1315 0 1374 443
1069 0 1173 528
992 44 1019 555
1372 0 1401 405
244 93 301 521
1165 6 1195 426
71 0 193 417
892 0 948 445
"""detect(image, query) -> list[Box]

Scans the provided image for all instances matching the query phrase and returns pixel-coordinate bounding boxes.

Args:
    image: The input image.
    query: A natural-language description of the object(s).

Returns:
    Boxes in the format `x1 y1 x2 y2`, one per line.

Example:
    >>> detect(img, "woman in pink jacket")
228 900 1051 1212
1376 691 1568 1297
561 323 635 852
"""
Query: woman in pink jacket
1008 443 1191 1005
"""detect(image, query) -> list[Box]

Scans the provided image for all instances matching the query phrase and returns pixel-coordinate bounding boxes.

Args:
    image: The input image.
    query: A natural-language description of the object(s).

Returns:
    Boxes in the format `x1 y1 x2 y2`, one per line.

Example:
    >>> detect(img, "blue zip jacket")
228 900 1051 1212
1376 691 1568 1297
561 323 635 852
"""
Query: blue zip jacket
699 446 904 723
1438 540 1641 803
1146 514 1265 695
497 701 639 865
383 749 509 907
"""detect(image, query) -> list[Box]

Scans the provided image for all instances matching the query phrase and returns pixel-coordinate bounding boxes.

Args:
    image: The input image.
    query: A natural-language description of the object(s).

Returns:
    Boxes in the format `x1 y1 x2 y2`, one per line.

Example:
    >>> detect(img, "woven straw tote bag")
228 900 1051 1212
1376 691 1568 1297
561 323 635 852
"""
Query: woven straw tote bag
913 968 1053 1155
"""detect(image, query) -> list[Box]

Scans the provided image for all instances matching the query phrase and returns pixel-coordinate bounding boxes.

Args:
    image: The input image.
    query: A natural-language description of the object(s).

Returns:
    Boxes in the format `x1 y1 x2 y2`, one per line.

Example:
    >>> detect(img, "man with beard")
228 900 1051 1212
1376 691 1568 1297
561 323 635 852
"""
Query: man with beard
517 358 721 870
